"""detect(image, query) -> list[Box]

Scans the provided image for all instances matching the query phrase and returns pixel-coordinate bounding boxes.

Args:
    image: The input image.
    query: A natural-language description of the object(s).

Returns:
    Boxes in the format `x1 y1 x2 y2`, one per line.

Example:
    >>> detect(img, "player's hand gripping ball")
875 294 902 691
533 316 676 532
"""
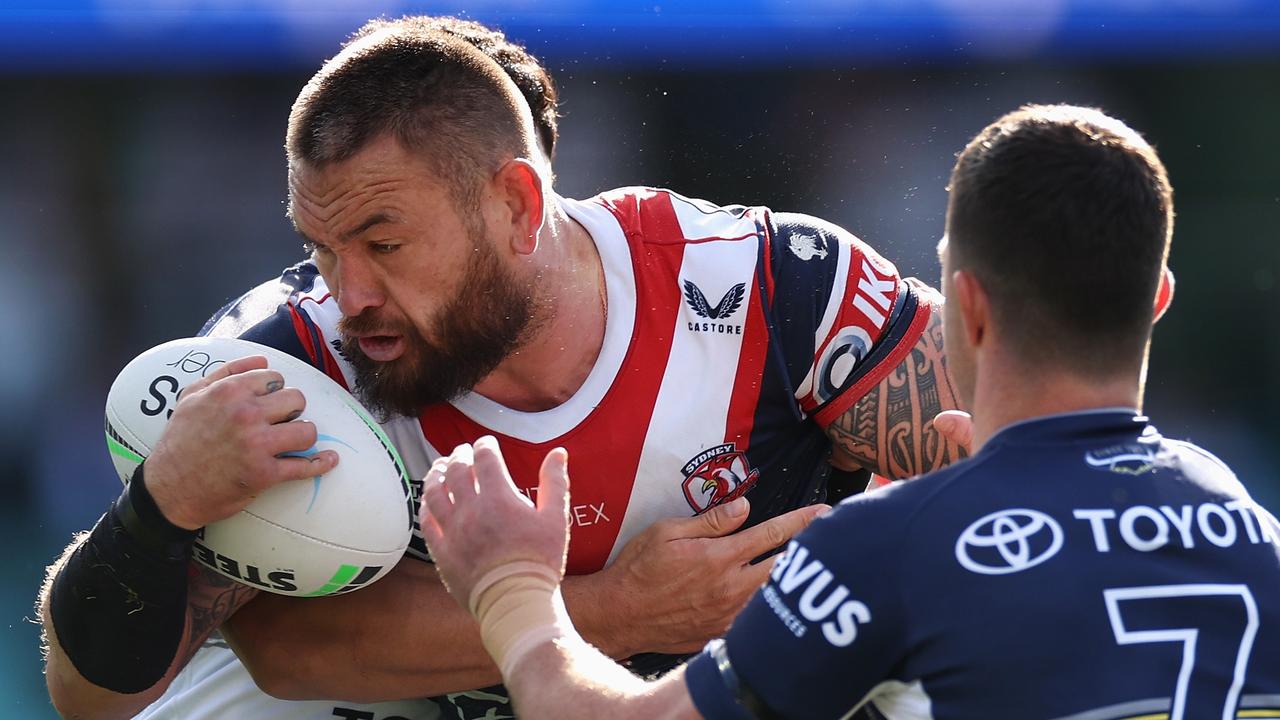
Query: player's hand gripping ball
105 337 415 597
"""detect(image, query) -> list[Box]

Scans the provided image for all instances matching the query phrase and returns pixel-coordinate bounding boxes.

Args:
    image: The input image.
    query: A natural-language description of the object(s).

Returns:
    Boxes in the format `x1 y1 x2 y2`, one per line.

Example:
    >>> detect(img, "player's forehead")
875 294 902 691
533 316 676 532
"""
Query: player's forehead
287 136 452 241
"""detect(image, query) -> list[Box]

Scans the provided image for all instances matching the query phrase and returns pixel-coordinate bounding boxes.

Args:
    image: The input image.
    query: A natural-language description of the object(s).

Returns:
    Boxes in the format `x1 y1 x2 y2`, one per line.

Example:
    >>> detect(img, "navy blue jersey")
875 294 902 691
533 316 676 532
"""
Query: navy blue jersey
685 410 1280 719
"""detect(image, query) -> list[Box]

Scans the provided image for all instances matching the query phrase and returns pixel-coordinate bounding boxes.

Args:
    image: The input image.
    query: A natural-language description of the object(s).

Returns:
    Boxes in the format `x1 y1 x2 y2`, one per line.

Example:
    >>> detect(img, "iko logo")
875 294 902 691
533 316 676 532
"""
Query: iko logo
955 508 1064 575
810 326 873 404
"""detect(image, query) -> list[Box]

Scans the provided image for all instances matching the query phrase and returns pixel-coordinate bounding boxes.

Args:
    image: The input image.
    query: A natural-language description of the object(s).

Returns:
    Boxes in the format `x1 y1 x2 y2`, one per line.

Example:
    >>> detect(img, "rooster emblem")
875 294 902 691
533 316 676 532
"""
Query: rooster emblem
681 444 760 513
683 281 746 320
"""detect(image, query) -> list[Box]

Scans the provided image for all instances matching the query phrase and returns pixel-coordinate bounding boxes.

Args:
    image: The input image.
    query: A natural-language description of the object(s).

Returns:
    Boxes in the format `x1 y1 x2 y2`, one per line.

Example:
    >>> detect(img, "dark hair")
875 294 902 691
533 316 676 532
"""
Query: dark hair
945 104 1174 376
352 16 559 158
287 16 553 211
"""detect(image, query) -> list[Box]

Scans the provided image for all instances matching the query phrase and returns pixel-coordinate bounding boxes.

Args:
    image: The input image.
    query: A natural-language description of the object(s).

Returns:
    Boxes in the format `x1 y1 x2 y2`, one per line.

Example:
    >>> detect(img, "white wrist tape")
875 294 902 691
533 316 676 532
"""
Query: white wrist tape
468 561 570 678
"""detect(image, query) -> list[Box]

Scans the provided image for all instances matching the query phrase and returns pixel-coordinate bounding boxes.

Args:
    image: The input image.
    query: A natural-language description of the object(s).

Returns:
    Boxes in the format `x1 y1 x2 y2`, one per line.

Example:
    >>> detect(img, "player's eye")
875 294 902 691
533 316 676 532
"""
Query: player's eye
371 242 399 255
304 241 334 257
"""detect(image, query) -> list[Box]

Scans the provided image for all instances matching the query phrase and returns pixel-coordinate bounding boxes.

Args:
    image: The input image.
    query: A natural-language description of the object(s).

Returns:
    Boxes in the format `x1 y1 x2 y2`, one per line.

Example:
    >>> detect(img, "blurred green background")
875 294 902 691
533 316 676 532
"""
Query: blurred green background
1 2 1277 716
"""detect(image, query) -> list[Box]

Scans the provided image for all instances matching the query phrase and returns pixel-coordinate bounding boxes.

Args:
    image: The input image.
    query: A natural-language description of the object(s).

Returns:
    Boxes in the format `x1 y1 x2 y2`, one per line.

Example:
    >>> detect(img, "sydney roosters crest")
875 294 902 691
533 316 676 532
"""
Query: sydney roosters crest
681 443 760 513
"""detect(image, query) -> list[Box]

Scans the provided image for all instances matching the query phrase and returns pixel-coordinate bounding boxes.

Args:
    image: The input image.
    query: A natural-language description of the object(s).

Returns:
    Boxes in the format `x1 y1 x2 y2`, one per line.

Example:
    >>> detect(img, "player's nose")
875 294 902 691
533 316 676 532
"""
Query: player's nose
331 258 386 317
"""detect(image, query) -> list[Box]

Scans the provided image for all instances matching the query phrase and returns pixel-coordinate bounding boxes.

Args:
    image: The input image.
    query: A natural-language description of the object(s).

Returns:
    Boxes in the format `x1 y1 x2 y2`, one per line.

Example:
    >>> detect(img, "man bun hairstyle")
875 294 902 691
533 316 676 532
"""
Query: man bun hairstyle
946 104 1174 377
287 16 549 210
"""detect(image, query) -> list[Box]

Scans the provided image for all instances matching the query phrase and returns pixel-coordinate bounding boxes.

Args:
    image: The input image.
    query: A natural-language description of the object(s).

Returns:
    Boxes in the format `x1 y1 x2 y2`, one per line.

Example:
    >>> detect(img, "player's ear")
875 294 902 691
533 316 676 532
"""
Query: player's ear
492 159 545 257
951 269 988 349
1153 265 1174 322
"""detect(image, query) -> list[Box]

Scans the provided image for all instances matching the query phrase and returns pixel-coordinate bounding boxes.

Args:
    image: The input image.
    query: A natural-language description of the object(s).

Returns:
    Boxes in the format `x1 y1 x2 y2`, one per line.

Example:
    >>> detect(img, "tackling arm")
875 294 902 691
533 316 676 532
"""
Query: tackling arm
227 557 651 701
503 640 700 720
228 495 822 701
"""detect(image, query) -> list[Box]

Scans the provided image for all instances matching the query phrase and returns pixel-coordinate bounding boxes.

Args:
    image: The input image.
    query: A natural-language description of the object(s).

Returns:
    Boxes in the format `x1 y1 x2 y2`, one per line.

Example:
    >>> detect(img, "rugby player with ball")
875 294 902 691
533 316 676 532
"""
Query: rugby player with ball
38 15 966 720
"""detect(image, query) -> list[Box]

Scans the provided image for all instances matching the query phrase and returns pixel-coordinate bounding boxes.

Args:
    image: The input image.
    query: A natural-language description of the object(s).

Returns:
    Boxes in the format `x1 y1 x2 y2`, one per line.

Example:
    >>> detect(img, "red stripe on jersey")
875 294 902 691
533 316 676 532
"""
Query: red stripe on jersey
288 305 319 365
725 261 769 450
290 301 350 390
317 341 350 391
812 294 934 428
417 195 689 574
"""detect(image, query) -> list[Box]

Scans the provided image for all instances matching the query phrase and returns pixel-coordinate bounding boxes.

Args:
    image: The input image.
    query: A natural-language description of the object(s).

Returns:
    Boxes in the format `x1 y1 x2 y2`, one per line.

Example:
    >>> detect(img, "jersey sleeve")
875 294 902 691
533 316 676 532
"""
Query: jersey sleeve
683 493 909 719
761 212 935 428
197 262 332 377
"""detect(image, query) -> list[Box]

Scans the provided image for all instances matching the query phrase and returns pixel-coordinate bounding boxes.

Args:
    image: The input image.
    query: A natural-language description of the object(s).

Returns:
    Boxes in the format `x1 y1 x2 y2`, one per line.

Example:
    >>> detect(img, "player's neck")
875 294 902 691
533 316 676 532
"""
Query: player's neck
969 353 1142 452
471 200 607 412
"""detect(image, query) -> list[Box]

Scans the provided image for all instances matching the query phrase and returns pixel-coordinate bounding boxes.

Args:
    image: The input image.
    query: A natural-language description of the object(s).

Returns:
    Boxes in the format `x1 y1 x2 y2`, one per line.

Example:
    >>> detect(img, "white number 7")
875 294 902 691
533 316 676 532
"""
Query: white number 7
1104 584 1259 720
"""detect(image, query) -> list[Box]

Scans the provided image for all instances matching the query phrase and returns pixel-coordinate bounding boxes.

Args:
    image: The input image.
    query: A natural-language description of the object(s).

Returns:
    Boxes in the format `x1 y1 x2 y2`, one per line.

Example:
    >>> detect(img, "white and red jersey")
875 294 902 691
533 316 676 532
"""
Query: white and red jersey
207 185 931 571
183 187 932 718
206 187 932 574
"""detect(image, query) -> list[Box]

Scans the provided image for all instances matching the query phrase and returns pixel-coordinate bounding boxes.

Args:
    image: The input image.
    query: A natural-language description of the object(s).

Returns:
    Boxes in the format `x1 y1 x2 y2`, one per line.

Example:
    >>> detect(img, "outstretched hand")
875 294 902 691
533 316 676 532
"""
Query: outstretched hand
420 436 571 609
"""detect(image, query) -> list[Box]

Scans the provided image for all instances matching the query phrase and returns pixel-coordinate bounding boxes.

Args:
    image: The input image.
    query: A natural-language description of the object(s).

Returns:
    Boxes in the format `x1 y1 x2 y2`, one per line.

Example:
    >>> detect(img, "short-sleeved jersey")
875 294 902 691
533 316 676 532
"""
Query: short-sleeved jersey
685 410 1280 719
152 187 931 719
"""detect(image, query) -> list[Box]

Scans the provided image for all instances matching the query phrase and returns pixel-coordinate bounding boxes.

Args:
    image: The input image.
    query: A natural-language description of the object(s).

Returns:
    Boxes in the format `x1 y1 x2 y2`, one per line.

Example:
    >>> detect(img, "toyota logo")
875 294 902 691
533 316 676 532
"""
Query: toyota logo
955 508 1063 576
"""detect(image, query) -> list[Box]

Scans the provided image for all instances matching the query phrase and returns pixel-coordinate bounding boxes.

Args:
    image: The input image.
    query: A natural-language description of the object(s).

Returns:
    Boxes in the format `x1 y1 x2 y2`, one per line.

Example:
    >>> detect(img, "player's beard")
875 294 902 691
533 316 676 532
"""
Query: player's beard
338 238 539 419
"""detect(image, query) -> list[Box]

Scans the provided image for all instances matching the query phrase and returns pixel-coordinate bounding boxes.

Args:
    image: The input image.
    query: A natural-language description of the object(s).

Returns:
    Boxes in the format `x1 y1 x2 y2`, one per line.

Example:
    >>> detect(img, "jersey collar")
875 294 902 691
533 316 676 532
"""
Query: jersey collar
984 408 1150 448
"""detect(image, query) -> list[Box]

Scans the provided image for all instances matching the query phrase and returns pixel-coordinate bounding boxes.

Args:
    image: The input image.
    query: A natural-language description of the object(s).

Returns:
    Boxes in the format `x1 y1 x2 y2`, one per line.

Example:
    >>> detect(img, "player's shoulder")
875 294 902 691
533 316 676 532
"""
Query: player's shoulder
1159 435 1250 496
198 260 333 370
200 261 321 337
587 186 763 245
809 457 993 559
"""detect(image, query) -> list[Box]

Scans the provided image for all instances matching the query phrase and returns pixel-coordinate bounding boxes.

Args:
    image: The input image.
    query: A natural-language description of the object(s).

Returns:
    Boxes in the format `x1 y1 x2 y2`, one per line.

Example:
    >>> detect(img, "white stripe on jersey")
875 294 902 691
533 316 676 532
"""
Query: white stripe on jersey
605 214 760 565
446 195 637 443
667 190 757 240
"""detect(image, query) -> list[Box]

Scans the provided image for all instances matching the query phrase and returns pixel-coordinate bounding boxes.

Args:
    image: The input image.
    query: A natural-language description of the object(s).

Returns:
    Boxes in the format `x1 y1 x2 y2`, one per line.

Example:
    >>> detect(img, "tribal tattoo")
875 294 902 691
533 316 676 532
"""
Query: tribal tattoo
179 563 259 664
827 307 966 479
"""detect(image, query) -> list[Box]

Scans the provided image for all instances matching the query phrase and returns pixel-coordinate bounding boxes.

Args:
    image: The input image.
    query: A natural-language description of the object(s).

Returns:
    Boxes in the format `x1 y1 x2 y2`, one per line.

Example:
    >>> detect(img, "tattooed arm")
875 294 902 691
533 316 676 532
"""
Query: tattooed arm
39 533 257 720
826 303 967 479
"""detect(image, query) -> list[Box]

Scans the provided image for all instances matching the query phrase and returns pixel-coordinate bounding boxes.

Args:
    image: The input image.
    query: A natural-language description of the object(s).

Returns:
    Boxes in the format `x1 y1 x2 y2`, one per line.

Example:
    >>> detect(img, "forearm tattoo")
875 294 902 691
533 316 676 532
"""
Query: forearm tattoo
827 309 966 479
177 564 259 663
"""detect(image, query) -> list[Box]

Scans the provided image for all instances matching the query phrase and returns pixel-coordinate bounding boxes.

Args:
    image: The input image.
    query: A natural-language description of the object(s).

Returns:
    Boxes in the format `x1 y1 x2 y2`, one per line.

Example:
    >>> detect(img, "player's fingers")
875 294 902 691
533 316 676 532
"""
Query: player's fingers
233 368 287 397
179 355 268 399
442 444 478 500
675 497 751 540
419 505 446 552
422 462 455 528
271 451 337 485
472 436 524 503
933 410 974 454
265 419 319 455
257 387 306 424
740 552 779 588
536 448 570 522
730 504 826 562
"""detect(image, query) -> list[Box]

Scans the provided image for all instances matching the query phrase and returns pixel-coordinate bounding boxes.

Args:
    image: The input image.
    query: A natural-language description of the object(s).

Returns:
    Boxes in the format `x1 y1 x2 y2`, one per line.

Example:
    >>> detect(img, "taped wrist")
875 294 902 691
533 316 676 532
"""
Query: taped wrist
49 463 198 693
468 561 569 678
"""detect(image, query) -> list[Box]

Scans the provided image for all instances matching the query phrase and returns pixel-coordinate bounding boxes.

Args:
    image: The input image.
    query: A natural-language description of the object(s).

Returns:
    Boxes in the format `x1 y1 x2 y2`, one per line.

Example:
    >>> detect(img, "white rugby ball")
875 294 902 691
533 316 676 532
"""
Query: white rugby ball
104 336 414 597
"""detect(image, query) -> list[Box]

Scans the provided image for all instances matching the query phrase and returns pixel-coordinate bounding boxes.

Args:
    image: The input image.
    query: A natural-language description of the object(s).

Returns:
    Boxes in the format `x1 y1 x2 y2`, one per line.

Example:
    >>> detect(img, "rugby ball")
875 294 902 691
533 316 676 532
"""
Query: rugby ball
104 337 415 597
